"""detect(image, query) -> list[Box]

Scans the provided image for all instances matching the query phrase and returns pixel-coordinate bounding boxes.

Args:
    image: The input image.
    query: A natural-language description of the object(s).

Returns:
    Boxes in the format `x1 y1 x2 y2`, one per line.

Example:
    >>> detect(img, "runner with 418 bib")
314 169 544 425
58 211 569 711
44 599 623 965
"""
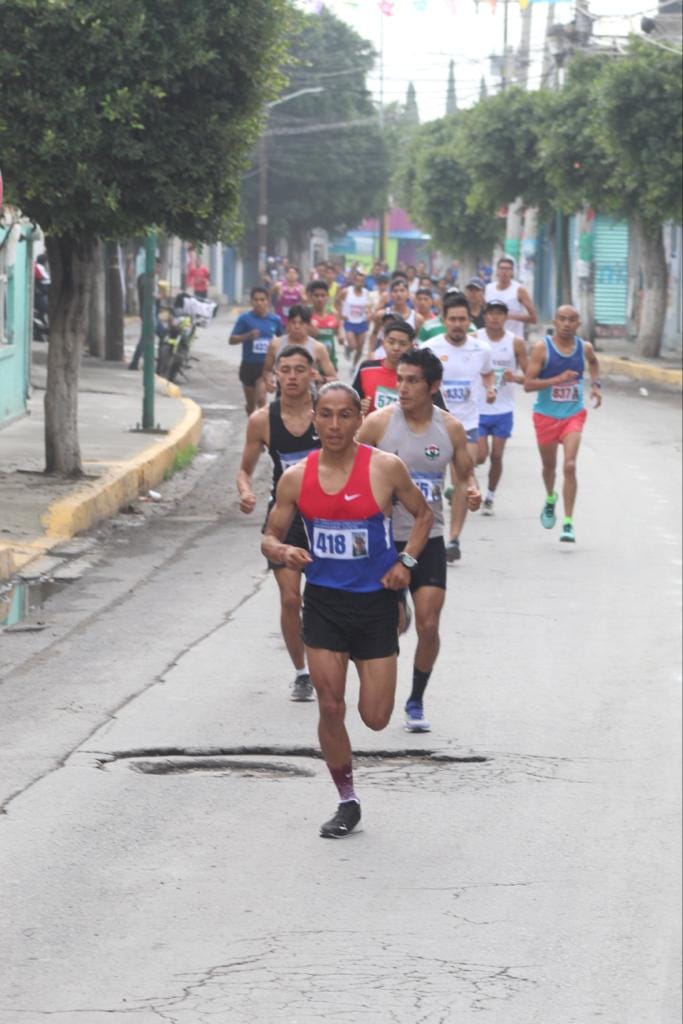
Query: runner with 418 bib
262 382 433 839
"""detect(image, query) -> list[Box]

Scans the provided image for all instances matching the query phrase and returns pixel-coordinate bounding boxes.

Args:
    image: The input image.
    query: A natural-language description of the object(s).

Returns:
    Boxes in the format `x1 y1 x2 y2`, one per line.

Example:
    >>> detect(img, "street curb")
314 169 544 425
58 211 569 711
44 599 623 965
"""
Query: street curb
598 354 682 389
0 393 202 583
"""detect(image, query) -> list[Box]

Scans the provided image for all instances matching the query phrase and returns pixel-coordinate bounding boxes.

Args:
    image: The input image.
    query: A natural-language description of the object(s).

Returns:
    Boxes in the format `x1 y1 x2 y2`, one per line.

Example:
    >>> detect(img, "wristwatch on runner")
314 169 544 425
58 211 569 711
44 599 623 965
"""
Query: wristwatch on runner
397 551 418 570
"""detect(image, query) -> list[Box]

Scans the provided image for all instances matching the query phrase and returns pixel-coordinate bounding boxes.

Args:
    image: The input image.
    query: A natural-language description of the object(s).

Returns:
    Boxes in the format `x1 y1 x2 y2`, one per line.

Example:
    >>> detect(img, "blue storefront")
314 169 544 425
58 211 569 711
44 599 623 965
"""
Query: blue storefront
0 219 33 429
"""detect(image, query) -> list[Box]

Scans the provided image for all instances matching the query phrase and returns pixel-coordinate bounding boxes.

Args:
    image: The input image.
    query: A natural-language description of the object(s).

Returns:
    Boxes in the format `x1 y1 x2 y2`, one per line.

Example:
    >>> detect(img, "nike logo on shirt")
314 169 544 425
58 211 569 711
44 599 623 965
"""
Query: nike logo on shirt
344 493 361 501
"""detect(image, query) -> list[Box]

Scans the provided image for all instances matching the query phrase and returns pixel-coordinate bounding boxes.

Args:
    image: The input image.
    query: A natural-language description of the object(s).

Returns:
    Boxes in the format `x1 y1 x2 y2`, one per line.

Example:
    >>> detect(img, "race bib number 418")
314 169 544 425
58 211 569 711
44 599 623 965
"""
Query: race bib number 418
313 526 369 560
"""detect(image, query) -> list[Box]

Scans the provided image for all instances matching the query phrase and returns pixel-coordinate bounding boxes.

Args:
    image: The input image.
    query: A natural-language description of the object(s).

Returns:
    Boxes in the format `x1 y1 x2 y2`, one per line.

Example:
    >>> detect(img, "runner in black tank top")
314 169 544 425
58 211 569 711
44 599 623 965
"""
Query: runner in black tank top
236 345 321 702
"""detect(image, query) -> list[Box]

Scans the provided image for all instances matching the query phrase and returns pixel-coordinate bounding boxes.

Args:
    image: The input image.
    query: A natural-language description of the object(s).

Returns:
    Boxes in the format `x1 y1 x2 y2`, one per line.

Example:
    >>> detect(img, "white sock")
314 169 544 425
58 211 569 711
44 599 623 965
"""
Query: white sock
295 666 309 678
486 489 495 502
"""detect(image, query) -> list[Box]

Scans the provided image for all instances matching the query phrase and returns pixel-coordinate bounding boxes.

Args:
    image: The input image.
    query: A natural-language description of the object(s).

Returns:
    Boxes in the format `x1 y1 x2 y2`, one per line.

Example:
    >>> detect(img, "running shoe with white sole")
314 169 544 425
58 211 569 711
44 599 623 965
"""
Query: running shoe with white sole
540 495 558 530
320 800 361 838
482 498 494 516
404 700 431 733
291 674 315 702
560 523 576 543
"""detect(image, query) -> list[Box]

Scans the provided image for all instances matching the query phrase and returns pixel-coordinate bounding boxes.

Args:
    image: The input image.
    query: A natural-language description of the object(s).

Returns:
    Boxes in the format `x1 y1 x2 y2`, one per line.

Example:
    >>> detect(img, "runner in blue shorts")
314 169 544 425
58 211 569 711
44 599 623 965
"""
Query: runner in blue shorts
475 299 528 515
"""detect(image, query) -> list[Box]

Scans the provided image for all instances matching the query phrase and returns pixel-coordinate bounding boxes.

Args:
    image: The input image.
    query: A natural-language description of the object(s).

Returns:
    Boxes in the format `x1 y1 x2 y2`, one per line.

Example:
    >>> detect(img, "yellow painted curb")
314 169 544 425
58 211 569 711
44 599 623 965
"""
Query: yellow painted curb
40 397 202 539
599 355 682 389
0 387 203 584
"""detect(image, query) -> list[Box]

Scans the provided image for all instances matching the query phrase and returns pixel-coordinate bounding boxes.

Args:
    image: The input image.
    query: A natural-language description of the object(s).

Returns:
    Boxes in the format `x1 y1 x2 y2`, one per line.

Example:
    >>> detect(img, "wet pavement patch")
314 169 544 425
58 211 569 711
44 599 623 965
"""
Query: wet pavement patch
0 578 67 630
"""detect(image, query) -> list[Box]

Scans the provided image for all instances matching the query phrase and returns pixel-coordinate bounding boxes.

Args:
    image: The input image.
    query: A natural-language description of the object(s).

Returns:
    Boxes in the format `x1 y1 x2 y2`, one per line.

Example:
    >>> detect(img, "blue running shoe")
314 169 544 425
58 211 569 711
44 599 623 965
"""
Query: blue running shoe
404 700 431 733
540 494 558 530
560 522 576 543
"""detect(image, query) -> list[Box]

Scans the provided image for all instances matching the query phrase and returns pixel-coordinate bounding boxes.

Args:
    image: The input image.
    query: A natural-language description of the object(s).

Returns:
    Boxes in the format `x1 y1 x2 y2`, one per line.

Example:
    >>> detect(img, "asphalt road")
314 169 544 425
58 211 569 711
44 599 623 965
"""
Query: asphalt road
0 314 681 1023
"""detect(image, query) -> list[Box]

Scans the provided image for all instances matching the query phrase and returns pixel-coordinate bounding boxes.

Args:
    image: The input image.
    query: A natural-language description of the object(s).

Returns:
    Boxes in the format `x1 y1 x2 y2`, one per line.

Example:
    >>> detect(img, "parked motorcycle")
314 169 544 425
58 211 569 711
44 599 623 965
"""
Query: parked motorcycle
156 292 217 383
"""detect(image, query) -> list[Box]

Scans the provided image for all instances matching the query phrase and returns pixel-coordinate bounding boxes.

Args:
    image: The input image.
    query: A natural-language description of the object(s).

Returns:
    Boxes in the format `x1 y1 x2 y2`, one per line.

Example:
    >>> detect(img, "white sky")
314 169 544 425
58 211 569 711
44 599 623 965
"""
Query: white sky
295 0 663 122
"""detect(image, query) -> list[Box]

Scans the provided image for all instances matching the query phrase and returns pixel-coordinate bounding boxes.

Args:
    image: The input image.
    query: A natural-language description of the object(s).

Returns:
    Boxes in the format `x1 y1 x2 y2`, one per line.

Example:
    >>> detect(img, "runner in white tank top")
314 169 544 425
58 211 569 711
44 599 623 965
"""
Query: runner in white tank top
485 256 537 336
475 298 528 515
426 295 495 562
335 269 371 369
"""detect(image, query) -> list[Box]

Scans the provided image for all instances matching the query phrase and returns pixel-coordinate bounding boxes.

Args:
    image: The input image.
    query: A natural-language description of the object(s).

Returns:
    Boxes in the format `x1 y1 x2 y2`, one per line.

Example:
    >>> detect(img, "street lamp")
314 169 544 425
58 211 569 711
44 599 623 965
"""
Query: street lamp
258 87 324 276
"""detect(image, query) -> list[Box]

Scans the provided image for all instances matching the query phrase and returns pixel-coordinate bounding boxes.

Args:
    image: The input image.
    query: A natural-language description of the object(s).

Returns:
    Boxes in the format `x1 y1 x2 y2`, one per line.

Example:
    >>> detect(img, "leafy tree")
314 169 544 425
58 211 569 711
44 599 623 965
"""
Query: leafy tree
393 117 502 263
240 8 388 254
595 38 682 356
538 42 682 355
456 87 553 217
0 0 288 475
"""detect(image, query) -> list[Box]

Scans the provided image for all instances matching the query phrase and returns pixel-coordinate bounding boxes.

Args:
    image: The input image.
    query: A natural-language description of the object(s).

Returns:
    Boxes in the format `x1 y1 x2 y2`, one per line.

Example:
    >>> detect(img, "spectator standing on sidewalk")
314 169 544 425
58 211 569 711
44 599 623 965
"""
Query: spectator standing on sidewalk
129 257 168 371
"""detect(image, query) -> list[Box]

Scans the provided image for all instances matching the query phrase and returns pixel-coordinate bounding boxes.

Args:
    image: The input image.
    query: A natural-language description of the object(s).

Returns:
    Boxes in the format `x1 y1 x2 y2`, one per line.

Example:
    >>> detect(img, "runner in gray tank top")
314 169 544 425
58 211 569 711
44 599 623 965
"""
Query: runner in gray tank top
358 347 481 733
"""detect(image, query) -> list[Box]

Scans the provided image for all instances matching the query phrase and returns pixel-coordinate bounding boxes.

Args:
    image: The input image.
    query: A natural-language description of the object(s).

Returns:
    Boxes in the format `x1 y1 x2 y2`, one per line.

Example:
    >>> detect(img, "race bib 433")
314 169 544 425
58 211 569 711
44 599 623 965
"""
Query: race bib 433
443 379 471 404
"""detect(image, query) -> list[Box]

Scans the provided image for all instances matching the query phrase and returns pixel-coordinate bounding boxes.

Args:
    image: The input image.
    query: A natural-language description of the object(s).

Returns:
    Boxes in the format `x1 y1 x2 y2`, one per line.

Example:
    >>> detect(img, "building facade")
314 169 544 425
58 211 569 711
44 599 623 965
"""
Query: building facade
0 215 34 429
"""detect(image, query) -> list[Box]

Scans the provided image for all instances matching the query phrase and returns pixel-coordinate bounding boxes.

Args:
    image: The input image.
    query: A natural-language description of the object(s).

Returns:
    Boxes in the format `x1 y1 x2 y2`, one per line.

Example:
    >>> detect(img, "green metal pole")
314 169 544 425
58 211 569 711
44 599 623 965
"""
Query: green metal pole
142 233 156 429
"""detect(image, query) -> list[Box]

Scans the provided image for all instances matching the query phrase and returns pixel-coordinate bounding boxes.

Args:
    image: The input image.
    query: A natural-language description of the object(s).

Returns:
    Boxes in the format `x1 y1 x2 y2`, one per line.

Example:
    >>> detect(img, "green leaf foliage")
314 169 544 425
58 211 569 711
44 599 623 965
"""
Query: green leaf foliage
595 38 683 232
240 8 388 244
0 0 290 242
393 117 501 257
455 87 553 215
536 56 618 216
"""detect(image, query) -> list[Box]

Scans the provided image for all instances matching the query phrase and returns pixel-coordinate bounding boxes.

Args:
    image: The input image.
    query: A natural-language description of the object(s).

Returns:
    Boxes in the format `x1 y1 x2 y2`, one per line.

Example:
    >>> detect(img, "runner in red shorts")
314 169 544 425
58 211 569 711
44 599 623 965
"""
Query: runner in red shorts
525 306 602 544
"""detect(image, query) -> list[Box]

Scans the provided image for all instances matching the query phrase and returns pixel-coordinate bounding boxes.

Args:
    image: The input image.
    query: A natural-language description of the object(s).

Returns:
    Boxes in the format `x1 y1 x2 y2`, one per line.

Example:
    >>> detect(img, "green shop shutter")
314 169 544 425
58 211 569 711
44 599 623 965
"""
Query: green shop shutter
593 216 628 326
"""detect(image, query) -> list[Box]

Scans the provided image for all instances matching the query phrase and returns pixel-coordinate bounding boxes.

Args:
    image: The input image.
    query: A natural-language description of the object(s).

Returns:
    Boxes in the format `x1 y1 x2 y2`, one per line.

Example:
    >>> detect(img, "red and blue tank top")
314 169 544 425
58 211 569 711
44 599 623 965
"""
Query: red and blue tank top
298 444 397 593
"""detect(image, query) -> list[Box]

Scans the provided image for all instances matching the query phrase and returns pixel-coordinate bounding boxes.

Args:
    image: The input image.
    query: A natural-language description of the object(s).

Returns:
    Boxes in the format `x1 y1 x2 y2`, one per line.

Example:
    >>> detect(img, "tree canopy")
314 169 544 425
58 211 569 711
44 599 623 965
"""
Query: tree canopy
0 0 290 476
0 0 290 242
240 8 388 247
393 117 501 258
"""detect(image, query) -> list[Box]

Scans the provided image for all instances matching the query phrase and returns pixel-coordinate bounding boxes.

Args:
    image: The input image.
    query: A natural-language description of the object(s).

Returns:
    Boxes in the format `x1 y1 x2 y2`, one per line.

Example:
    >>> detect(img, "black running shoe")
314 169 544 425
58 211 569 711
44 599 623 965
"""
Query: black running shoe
319 800 361 838
446 538 461 563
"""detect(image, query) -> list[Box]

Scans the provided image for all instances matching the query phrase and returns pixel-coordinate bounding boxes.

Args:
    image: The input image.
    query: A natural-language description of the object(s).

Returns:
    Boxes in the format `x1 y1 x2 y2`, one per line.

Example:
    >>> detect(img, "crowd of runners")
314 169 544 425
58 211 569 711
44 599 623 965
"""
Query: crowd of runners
233 256 602 838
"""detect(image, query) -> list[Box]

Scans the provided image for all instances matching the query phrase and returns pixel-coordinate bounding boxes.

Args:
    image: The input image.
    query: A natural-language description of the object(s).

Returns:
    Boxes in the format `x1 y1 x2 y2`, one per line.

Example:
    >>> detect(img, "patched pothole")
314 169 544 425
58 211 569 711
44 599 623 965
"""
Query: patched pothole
95 746 491 783
130 757 315 778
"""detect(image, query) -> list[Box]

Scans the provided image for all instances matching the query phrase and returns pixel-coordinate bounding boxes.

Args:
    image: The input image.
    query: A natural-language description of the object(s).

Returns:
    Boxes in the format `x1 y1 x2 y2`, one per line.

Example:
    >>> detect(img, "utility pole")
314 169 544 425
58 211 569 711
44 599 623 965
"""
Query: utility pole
141 232 156 430
258 134 268 280
257 88 324 282
378 7 387 263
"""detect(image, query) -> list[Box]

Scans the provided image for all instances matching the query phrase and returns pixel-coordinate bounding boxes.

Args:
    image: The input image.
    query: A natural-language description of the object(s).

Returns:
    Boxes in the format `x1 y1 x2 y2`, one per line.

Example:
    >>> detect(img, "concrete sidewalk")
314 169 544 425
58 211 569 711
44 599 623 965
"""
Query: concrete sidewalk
0 332 202 583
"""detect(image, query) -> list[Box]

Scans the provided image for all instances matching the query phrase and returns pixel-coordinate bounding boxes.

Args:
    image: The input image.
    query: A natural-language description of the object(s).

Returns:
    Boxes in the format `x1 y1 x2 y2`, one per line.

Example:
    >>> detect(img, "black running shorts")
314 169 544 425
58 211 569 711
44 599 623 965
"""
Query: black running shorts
395 537 447 593
239 361 264 387
303 583 399 661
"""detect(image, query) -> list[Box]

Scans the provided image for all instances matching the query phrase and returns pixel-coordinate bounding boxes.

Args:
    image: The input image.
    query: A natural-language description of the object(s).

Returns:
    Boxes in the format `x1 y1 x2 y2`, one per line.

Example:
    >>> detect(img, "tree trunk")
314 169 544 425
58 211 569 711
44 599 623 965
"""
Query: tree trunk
44 235 95 477
105 241 124 361
634 219 667 358
87 241 106 357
